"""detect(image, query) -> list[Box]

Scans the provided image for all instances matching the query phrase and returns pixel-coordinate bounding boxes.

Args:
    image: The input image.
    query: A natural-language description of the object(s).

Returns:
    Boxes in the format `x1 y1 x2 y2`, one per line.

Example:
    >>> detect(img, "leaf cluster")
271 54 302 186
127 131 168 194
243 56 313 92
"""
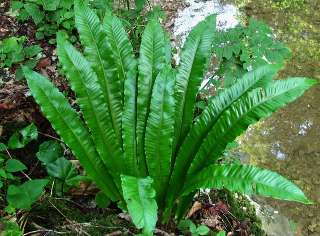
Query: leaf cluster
0 124 47 211
10 0 151 43
0 36 42 80
104 1 165 53
178 220 210 236
212 18 291 87
36 140 88 195
0 124 83 212
11 0 75 41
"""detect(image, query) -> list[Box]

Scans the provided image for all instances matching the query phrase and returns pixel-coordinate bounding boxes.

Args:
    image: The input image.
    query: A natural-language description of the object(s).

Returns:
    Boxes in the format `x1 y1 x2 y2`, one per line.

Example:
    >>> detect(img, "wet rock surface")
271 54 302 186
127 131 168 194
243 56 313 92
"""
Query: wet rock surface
229 0 320 235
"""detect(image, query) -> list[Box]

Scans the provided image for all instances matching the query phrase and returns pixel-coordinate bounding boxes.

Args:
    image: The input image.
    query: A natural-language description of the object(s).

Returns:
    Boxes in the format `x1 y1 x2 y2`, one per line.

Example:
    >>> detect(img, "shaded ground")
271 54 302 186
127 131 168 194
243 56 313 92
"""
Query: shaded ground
12 189 263 235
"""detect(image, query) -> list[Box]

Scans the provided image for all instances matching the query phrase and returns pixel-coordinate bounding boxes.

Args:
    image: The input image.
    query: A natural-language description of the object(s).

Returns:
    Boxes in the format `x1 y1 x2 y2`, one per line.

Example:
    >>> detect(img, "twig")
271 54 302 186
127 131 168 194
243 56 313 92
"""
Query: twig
48 200 91 236
63 222 123 229
24 229 66 236
220 211 233 229
205 191 213 204
219 215 229 231
27 222 68 235
48 200 68 220
5 148 31 180
155 228 173 236
50 179 55 197
18 212 29 232
26 160 40 176
38 131 62 142
52 197 86 209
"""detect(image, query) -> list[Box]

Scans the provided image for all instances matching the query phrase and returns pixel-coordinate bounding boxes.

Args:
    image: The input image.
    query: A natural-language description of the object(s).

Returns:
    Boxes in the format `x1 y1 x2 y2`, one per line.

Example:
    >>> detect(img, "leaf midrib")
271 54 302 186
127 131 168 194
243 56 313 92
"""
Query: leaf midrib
109 21 128 84
190 84 303 174
184 164 305 199
65 50 122 172
83 16 121 142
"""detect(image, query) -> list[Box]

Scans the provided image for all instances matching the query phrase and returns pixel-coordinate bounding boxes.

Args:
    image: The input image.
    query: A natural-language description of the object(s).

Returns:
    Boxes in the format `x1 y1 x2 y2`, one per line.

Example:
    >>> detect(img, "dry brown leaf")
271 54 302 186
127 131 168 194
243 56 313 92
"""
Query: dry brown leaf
0 103 14 109
187 201 202 218
118 213 131 222
40 68 49 77
37 58 51 69
105 231 123 236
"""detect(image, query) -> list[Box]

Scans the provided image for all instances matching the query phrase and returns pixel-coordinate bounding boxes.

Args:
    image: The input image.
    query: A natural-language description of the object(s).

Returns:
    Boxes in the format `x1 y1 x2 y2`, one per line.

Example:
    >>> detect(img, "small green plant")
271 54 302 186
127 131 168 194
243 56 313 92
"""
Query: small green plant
114 0 165 52
0 124 48 211
7 123 38 149
112 0 148 12
1 123 83 215
6 179 48 210
11 0 76 42
178 219 210 235
0 36 42 80
211 18 291 87
10 0 150 43
36 140 88 195
0 219 23 236
23 2 316 234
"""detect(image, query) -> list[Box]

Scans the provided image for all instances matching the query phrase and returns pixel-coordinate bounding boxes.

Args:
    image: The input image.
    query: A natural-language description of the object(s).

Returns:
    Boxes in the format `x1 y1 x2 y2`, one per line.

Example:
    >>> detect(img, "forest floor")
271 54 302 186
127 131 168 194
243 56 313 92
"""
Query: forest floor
0 0 265 235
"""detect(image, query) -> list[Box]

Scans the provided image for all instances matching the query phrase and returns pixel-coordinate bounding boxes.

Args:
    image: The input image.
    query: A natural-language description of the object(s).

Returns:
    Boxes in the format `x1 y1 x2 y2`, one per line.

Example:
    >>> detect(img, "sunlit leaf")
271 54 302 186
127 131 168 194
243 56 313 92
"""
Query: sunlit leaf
121 175 157 235
182 164 312 204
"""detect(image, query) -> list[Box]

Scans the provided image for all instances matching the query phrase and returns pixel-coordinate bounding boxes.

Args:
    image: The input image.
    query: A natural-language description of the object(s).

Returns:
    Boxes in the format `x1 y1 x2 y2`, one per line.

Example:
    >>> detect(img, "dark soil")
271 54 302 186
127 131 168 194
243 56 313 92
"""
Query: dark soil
10 189 264 235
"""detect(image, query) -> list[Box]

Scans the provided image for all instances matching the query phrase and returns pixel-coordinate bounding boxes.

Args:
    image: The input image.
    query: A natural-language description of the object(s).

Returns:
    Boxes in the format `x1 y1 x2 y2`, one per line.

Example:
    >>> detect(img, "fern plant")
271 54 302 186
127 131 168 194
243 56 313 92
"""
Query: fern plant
212 18 291 87
23 1 316 234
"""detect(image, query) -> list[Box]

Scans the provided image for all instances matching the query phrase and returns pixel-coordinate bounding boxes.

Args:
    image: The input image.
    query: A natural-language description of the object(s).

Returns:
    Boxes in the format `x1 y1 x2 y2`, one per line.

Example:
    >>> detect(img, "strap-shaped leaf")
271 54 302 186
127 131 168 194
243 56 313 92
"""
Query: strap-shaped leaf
56 34 123 186
103 12 137 103
145 67 176 203
164 31 172 64
122 65 139 176
182 164 312 204
103 12 139 176
74 1 122 145
173 15 216 150
23 67 121 201
121 175 158 235
166 65 281 208
189 77 317 175
136 19 171 174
